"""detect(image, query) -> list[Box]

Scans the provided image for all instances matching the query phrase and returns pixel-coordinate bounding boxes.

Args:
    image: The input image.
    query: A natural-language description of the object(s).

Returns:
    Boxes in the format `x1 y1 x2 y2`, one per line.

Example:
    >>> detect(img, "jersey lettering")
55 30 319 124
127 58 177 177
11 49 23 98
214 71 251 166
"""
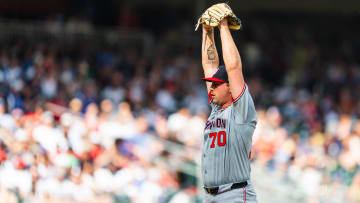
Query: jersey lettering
217 131 226 146
205 118 227 130
209 132 217 148
208 131 227 148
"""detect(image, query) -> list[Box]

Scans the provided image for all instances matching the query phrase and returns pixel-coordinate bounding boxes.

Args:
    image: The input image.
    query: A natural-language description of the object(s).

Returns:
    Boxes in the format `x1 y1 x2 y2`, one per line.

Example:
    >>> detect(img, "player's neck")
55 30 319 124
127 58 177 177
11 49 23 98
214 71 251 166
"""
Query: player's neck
220 100 232 110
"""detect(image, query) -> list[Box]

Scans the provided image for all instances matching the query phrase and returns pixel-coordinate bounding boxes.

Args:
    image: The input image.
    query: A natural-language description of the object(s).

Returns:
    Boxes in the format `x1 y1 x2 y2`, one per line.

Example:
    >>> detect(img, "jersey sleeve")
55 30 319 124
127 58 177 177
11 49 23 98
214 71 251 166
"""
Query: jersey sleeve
232 84 257 126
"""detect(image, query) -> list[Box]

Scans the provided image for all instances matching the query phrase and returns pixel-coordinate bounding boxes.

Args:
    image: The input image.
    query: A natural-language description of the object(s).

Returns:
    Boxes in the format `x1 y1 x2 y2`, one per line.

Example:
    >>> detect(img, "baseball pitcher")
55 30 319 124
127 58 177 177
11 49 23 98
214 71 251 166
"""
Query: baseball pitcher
196 3 258 203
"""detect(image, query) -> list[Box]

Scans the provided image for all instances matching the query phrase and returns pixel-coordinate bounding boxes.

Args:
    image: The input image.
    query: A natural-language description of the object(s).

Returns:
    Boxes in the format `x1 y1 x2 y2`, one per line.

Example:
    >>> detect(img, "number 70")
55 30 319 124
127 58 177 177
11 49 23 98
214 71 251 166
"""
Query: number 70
209 131 227 148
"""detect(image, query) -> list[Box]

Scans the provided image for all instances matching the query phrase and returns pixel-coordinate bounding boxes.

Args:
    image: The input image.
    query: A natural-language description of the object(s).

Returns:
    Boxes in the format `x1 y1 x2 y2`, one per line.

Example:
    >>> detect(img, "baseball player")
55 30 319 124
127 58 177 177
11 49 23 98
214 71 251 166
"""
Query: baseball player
198 5 258 203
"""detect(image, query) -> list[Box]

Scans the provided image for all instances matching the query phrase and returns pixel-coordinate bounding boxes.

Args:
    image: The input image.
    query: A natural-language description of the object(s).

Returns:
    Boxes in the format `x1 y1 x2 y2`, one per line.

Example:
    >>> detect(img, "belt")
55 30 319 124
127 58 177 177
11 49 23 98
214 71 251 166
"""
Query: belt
204 181 248 195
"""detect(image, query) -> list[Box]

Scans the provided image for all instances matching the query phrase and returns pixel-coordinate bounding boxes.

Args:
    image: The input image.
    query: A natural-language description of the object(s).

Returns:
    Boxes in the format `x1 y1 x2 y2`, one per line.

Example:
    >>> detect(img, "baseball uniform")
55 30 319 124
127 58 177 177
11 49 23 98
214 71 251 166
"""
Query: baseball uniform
202 82 258 203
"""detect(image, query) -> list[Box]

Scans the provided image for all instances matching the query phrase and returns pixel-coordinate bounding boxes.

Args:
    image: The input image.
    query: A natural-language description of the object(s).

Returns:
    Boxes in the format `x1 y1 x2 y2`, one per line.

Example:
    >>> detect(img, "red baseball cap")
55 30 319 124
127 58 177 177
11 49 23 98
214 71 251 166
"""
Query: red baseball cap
201 65 229 83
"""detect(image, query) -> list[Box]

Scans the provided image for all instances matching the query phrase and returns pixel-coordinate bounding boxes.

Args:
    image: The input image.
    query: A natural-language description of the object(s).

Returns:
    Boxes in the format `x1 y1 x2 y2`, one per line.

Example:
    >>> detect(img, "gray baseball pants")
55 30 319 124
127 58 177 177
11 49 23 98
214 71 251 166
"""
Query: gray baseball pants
203 180 258 203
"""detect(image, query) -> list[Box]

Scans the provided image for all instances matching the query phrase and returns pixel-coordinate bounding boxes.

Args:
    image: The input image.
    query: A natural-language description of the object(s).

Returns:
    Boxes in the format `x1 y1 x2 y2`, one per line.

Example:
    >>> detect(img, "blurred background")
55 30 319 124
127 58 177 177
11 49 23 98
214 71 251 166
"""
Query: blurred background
0 0 359 202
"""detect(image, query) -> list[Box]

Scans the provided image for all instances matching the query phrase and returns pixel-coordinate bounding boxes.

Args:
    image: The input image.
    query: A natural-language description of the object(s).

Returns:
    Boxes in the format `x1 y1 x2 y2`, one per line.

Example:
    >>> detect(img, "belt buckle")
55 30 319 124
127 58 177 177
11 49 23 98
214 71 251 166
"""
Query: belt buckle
205 187 219 195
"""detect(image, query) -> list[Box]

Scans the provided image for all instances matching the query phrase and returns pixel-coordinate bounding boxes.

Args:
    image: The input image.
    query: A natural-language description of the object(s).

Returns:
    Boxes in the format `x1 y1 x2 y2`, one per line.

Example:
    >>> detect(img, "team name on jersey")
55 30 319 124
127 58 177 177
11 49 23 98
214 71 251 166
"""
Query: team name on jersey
205 118 227 130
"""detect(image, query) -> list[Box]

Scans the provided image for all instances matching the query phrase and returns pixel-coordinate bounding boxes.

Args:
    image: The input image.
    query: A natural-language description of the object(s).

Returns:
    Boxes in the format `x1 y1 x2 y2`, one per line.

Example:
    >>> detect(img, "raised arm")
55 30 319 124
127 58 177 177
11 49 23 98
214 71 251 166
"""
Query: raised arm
202 25 219 92
218 19 245 99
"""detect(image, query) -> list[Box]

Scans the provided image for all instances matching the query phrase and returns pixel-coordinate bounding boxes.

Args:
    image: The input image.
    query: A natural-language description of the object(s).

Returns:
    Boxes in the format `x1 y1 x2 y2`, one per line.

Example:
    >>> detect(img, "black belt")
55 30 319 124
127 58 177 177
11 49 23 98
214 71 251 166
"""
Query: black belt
204 181 248 195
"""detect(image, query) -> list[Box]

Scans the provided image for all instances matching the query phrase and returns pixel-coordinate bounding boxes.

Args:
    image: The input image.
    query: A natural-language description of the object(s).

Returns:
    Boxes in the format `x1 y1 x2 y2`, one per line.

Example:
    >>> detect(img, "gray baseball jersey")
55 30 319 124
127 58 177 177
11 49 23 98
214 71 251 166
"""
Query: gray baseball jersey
202 84 257 187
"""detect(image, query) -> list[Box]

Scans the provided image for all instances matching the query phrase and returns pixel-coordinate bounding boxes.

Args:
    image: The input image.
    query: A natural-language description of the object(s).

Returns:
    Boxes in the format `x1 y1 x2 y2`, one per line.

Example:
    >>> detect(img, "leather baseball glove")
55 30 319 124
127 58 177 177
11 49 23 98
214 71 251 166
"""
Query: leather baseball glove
195 3 242 31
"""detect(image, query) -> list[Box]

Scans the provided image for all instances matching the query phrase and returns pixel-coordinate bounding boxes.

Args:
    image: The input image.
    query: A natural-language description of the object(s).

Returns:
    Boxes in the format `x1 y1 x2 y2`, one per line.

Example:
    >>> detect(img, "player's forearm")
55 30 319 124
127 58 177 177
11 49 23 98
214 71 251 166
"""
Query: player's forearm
219 22 242 73
202 26 219 76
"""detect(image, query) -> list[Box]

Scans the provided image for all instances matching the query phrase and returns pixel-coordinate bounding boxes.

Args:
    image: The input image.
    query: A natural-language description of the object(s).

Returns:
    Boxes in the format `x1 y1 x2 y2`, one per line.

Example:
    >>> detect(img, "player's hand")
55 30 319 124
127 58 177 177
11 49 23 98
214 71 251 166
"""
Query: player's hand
203 24 213 31
218 18 228 29
195 3 242 31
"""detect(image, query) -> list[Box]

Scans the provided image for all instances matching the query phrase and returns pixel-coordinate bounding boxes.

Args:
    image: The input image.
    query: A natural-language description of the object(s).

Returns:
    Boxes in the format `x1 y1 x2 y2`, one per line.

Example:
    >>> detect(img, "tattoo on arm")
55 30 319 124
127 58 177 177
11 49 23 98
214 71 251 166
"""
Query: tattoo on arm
207 44 216 60
205 29 217 62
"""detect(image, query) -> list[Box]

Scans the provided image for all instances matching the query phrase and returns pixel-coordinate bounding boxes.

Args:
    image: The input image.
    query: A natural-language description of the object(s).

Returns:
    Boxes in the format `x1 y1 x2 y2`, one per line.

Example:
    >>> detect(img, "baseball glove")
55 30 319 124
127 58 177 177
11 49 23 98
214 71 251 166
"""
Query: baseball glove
195 3 242 31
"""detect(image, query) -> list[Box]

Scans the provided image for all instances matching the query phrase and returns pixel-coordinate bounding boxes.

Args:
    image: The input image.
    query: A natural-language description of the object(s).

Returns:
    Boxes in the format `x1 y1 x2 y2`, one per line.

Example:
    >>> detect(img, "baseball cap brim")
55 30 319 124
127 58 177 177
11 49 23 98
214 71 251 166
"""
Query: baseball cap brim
201 77 226 83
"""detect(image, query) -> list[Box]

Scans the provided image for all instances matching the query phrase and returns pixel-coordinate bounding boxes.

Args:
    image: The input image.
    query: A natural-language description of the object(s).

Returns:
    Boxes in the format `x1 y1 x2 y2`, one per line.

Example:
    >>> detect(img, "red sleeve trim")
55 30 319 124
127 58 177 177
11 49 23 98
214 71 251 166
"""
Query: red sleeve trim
219 83 247 111
232 82 246 103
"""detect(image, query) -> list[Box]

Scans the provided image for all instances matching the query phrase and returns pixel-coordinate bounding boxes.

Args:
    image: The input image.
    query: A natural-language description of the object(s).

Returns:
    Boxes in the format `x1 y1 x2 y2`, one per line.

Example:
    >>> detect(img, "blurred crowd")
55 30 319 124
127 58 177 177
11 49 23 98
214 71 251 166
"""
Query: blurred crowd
0 25 206 202
0 15 360 203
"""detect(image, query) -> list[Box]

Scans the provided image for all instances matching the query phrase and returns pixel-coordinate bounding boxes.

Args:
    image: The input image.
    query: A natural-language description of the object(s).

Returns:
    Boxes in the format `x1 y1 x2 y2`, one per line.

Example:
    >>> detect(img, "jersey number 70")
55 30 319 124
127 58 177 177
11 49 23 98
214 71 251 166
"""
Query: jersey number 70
209 131 227 148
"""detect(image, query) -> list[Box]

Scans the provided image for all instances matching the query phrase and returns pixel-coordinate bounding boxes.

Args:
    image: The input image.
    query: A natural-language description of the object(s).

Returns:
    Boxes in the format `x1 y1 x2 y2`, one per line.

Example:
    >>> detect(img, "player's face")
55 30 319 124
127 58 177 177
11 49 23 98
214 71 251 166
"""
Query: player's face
210 81 231 105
